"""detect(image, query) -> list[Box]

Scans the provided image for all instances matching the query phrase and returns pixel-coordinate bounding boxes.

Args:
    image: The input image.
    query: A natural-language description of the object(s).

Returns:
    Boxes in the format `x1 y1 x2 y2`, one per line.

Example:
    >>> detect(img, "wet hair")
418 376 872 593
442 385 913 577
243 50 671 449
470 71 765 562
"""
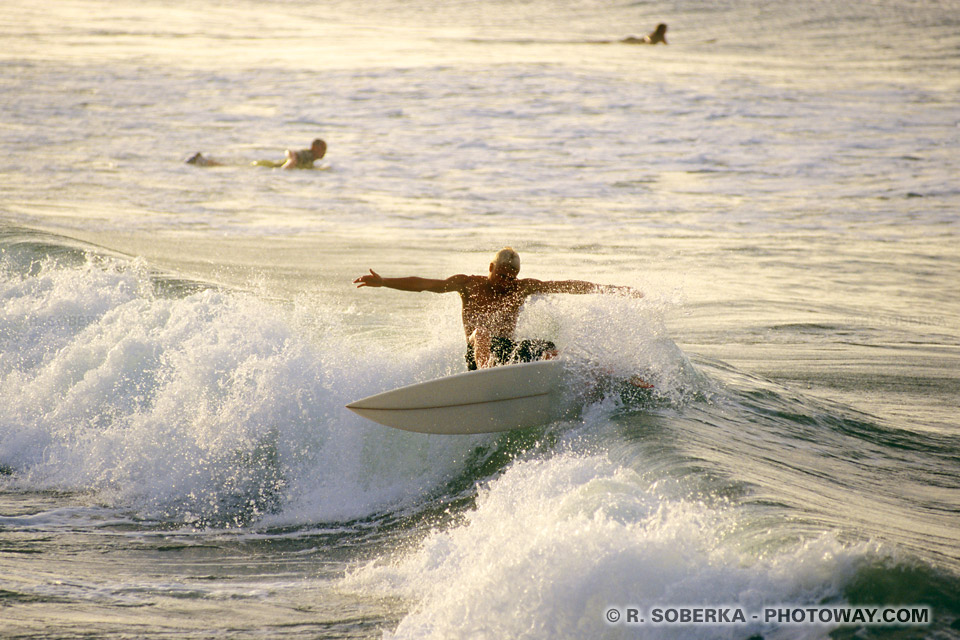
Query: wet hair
311 139 327 158
492 247 521 273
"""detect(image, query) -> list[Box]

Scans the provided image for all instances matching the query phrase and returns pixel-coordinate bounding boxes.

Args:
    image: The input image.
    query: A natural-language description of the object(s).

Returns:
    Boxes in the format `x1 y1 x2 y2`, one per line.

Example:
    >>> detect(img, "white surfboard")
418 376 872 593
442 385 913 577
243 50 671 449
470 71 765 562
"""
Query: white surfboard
346 360 566 435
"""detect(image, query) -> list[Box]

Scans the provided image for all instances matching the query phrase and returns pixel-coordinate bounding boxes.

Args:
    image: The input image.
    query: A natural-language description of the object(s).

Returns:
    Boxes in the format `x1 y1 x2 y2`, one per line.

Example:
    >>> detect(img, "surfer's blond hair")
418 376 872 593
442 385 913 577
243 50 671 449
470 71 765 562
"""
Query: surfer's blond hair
492 247 520 273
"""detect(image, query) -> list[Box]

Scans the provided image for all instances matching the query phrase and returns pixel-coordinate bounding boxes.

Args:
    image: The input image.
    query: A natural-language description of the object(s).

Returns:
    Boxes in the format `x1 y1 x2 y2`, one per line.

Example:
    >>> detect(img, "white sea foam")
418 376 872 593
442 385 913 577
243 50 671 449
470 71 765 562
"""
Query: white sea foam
347 451 872 639
1 0 958 636
0 258 488 524
519 292 705 408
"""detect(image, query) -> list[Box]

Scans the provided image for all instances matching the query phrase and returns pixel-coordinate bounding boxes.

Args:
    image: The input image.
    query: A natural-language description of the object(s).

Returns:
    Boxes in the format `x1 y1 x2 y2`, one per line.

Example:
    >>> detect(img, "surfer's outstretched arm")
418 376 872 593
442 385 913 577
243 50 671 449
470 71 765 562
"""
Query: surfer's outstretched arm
353 270 468 293
525 278 643 297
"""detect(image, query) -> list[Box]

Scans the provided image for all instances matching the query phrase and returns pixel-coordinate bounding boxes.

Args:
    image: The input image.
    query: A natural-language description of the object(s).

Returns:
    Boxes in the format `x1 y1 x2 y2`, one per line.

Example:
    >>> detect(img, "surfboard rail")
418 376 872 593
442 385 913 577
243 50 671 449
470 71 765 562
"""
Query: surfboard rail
346 360 565 434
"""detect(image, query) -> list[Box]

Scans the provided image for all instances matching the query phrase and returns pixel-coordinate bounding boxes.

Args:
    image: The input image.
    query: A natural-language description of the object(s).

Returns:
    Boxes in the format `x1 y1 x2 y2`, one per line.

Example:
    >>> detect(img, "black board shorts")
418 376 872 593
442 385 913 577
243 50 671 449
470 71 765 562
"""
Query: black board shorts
465 337 557 371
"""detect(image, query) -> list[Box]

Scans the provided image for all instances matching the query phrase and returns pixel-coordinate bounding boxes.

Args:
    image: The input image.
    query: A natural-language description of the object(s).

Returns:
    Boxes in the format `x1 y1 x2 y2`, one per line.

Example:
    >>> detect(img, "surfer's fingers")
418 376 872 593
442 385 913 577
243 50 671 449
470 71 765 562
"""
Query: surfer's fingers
353 269 381 287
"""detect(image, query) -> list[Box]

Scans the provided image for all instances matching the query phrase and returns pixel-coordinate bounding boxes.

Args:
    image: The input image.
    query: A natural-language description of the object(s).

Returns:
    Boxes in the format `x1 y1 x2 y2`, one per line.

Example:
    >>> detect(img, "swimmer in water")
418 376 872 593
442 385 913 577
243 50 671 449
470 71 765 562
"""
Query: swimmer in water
622 23 667 45
186 139 327 169
280 138 327 169
254 139 327 169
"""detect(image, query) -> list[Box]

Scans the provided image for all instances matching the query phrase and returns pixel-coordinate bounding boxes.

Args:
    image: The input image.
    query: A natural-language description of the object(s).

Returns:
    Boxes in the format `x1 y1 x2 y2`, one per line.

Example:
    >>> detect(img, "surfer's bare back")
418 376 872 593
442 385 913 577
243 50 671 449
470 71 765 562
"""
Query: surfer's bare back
353 247 642 369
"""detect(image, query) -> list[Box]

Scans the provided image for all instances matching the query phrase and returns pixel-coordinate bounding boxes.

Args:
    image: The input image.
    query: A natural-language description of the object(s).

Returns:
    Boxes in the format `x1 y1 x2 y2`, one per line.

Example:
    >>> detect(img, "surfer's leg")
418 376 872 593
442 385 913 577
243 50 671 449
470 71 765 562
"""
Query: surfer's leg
515 339 557 363
485 337 556 366
465 344 477 371
534 340 558 361
490 337 517 366
471 328 494 368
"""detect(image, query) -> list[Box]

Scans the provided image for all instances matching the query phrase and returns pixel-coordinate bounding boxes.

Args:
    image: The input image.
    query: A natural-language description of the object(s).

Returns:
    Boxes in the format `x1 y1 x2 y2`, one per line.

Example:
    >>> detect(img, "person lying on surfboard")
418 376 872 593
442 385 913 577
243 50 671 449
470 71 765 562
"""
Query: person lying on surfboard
353 247 642 371
186 139 327 169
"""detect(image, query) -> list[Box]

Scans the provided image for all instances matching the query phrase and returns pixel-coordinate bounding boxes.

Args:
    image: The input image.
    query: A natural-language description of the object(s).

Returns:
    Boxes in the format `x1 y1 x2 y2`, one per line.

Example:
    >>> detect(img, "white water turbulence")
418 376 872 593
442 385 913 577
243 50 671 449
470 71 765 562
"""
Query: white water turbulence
2 0 960 637
0 250 697 523
0 255 495 526
348 453 874 640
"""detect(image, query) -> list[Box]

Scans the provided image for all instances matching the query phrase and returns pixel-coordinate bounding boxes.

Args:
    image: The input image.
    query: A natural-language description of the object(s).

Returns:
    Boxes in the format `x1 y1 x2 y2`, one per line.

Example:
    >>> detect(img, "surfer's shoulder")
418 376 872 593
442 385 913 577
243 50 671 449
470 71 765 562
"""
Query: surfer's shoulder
517 277 548 294
457 273 487 284
440 273 477 291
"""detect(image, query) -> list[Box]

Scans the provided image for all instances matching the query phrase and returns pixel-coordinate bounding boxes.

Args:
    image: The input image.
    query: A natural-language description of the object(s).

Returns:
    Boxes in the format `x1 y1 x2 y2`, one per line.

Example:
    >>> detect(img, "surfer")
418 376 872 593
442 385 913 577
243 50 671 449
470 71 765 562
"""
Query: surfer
276 138 327 170
353 247 642 370
186 139 327 169
621 23 667 45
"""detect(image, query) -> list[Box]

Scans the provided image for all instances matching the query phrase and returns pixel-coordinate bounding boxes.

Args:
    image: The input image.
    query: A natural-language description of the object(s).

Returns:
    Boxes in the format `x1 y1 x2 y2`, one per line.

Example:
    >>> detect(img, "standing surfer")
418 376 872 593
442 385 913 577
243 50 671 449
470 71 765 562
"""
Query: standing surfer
353 247 642 370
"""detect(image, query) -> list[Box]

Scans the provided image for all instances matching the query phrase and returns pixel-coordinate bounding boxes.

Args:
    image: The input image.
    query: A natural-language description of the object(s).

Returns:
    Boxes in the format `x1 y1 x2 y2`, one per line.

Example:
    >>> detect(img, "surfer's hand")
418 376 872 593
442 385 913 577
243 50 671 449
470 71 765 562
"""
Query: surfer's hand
602 284 643 298
354 269 383 288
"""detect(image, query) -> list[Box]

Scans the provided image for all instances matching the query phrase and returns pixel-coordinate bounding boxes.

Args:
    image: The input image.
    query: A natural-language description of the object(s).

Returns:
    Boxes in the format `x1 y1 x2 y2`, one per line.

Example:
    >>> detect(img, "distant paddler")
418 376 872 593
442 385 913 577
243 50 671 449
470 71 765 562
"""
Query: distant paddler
622 23 668 45
353 247 643 371
252 138 327 169
186 138 327 170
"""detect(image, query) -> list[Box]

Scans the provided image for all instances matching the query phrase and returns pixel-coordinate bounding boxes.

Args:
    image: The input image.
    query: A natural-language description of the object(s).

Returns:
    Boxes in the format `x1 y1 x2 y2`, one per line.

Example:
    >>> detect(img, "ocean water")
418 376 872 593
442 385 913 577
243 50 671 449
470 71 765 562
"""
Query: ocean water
2 0 959 638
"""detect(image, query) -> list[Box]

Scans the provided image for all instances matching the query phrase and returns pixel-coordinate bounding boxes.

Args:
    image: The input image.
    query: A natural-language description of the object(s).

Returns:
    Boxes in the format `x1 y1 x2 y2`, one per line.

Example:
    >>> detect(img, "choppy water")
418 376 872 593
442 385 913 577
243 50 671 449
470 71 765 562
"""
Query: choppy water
2 0 959 638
